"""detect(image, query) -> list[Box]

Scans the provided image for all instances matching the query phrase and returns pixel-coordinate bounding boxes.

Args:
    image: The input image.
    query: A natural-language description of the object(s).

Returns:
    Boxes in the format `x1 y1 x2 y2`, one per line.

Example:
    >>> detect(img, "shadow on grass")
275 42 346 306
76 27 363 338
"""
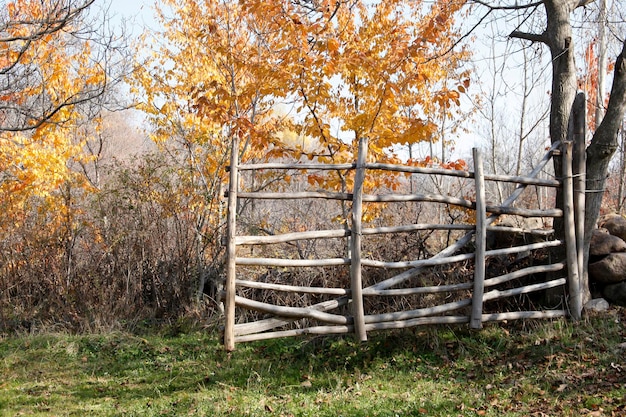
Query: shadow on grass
3 310 625 416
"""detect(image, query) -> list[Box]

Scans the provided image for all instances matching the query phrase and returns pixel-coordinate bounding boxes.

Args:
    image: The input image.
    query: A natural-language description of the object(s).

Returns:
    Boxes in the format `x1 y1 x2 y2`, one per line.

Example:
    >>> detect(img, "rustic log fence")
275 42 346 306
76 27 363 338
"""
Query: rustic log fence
222 136 585 351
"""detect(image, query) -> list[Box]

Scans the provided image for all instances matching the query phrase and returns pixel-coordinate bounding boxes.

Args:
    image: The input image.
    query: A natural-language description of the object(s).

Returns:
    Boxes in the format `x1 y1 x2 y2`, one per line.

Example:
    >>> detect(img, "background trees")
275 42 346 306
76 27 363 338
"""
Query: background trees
1 0 624 331
0 0 132 329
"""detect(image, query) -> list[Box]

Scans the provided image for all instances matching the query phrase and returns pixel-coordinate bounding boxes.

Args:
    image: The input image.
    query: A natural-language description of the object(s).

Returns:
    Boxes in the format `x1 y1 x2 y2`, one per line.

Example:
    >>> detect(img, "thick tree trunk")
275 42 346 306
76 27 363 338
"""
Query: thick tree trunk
585 40 626 248
544 0 579 153
511 0 579 212
508 1 626 309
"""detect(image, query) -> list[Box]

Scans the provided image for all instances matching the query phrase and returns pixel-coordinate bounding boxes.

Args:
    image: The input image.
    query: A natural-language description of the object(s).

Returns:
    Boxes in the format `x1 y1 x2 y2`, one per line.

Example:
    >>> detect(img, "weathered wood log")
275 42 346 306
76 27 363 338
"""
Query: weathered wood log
235 325 354 343
235 224 474 246
236 161 560 188
363 282 473 296
365 316 471 330
235 229 350 245
483 278 567 301
485 239 563 257
234 295 351 325
236 279 349 295
572 93 587 293
481 310 567 321
364 223 474 235
364 299 473 324
235 257 350 267
224 137 239 352
487 225 554 237
562 140 582 320
361 253 474 269
483 262 566 287
234 191 352 200
232 190 564 219
236 162 355 171
351 137 368 341
471 148 487 329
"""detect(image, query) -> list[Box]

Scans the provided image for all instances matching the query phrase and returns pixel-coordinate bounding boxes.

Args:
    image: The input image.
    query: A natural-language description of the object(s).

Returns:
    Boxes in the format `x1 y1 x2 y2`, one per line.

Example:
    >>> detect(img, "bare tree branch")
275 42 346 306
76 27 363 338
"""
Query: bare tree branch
510 30 548 43
0 0 127 133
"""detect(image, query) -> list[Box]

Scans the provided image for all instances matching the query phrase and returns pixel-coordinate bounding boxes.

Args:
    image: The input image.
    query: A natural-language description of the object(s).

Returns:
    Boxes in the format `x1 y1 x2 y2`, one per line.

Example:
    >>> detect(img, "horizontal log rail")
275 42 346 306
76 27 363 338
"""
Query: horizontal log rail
234 161 561 188
234 224 553 246
236 279 350 295
234 240 563 269
231 190 563 218
234 310 567 343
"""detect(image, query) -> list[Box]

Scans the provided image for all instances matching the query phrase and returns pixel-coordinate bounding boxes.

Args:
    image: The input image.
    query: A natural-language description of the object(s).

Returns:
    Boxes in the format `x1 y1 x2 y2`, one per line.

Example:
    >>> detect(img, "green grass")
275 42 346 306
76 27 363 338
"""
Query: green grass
1 309 625 416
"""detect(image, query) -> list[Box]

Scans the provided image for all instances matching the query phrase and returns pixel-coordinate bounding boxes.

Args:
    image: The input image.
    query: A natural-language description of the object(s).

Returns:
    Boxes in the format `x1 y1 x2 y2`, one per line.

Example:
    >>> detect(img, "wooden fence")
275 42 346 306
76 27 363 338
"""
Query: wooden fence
222 136 585 351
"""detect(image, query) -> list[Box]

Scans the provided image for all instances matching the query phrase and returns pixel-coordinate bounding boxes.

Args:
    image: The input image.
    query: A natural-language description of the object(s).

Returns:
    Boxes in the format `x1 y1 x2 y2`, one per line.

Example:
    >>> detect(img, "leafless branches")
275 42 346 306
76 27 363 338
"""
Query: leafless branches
0 0 129 132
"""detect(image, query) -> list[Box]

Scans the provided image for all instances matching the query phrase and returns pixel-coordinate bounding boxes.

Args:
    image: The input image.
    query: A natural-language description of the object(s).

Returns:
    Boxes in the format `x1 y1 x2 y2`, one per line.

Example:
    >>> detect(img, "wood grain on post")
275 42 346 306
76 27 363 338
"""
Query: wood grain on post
224 137 239 351
350 137 368 342
571 93 589 306
563 140 582 320
471 148 486 329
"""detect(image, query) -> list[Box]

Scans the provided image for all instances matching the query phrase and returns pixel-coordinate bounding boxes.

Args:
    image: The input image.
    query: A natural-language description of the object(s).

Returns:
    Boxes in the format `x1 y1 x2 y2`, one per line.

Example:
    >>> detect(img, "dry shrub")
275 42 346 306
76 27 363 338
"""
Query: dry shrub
0 154 220 333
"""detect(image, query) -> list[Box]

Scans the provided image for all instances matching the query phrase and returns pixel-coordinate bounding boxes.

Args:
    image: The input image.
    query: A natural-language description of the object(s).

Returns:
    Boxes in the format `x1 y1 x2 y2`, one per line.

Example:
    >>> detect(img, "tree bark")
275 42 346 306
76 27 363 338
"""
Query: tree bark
585 40 626 245
506 1 626 309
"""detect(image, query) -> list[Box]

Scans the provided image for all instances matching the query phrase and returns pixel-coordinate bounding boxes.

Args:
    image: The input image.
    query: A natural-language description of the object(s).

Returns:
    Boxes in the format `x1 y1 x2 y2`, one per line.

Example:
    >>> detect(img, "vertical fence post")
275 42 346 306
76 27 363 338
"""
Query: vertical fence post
571 93 589 306
224 137 240 351
350 137 368 341
471 148 487 329
563 140 582 320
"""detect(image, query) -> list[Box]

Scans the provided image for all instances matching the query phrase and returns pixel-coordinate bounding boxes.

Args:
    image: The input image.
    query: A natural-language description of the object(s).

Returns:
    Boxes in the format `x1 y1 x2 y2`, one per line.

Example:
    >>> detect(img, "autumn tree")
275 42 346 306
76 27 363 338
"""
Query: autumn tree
0 0 129 213
0 0 130 327
132 0 472 295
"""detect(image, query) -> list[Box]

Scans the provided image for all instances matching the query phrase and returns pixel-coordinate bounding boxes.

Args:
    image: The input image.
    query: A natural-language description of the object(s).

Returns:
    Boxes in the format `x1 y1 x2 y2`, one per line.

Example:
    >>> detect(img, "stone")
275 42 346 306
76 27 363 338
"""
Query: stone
602 281 626 307
487 215 546 249
600 214 626 242
588 252 626 284
583 298 610 312
589 228 626 257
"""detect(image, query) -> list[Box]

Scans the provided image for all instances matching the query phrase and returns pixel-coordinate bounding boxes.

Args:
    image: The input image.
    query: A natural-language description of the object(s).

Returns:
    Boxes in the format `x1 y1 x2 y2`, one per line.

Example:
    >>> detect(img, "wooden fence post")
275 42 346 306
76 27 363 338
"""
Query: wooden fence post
224 137 240 351
471 148 486 329
350 137 368 341
571 93 589 306
563 140 582 320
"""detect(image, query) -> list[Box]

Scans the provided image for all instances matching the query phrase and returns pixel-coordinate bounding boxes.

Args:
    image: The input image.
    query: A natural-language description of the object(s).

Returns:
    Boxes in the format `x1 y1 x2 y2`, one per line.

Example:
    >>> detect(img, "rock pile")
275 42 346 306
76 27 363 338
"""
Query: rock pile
589 214 626 306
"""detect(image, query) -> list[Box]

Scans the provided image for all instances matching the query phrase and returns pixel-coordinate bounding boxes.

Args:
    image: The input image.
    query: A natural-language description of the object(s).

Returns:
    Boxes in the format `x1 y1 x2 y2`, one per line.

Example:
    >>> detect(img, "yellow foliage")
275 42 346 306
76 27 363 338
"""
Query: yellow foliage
0 0 106 234
130 0 471 223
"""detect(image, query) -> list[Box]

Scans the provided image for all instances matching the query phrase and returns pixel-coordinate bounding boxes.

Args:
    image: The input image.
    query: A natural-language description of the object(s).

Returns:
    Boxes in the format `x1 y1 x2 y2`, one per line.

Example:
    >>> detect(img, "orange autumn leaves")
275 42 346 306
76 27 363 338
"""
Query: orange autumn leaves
1 1 104 225
133 0 471 193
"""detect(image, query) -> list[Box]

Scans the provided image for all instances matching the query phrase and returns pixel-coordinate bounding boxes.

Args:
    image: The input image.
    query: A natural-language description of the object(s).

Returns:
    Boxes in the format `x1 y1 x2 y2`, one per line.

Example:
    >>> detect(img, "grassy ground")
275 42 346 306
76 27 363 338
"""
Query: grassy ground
1 308 625 416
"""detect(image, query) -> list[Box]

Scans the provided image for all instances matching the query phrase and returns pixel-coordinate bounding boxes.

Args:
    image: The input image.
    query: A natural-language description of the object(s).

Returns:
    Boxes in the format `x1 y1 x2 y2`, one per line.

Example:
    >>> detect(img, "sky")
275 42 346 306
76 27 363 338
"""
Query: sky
100 0 573 161
107 0 157 35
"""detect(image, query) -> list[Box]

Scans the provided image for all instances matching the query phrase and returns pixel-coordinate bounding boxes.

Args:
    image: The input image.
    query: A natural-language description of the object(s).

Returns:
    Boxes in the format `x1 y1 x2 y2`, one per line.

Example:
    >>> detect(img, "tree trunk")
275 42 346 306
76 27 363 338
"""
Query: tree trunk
585 40 626 248
508 1 626 309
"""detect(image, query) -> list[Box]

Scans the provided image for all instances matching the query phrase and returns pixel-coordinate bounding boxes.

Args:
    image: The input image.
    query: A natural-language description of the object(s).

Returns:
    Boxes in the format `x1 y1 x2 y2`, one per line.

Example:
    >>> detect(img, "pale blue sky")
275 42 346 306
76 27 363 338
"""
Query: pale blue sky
107 0 157 34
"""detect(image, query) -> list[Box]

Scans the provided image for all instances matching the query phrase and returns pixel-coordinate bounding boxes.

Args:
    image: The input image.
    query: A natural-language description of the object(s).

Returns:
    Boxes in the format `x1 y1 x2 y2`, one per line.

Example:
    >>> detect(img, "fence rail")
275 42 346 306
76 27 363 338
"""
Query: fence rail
222 137 584 351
